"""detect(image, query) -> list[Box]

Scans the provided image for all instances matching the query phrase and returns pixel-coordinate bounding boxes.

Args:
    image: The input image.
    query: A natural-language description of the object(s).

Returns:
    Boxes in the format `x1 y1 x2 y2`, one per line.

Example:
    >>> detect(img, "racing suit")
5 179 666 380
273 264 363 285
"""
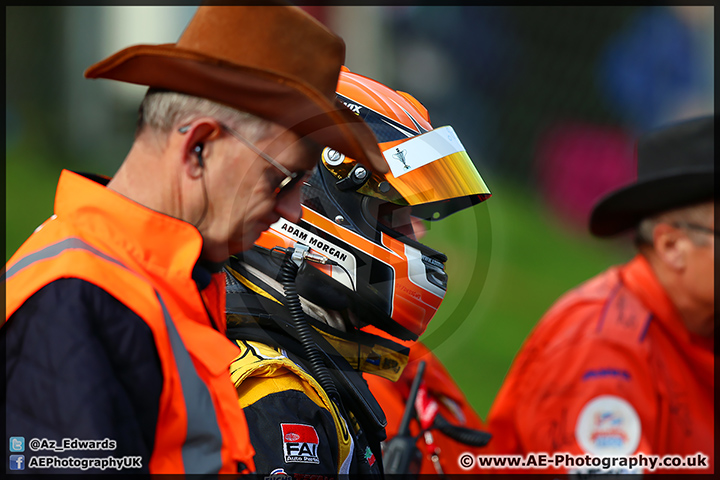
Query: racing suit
487 254 714 475
224 251 411 478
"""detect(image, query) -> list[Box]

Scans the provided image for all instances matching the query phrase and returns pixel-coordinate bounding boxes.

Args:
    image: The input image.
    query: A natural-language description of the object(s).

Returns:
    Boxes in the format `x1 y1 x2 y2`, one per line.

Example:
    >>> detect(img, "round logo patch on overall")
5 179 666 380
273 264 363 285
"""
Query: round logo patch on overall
575 395 641 456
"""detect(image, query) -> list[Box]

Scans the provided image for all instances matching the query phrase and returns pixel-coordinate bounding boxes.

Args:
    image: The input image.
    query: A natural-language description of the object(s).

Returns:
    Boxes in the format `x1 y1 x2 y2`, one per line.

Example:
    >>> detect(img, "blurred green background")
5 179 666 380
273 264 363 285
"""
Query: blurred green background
5 6 713 419
418 188 630 417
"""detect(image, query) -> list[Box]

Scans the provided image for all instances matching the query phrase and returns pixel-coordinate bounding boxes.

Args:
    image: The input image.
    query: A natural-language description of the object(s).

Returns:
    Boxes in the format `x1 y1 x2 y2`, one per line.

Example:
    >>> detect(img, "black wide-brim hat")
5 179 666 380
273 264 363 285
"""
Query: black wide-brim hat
84 2 387 174
589 115 715 237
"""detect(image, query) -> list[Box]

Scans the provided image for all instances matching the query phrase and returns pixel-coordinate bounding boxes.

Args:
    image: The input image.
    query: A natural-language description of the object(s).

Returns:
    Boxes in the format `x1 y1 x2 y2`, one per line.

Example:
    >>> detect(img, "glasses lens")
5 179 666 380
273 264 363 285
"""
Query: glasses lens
276 171 308 197
677 222 717 236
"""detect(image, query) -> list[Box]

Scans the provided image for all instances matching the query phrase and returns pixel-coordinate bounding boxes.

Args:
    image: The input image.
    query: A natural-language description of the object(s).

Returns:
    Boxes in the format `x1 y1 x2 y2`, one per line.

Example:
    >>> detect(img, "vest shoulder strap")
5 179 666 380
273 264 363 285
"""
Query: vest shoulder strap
5 236 159 323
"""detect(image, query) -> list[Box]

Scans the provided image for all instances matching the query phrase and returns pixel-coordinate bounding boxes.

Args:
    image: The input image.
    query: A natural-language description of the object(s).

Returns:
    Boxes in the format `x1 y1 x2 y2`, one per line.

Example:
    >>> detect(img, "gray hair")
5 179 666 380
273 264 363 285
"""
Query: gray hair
136 88 271 142
635 200 714 247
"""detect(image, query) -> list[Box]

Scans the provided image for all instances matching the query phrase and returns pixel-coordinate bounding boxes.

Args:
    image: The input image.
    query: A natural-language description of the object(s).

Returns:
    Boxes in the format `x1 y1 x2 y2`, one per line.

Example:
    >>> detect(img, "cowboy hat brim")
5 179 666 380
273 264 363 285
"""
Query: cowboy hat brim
85 44 388 174
589 169 714 237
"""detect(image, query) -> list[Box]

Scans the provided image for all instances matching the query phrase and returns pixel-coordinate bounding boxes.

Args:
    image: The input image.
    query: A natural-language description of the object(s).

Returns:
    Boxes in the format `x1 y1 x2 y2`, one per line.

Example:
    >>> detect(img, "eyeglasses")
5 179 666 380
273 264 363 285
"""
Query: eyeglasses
178 123 306 197
673 222 719 236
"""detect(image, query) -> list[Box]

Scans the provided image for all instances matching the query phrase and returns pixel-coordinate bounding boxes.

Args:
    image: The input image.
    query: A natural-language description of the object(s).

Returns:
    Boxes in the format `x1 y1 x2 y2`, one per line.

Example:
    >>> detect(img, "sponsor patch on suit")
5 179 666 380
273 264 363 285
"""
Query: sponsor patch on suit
281 423 320 464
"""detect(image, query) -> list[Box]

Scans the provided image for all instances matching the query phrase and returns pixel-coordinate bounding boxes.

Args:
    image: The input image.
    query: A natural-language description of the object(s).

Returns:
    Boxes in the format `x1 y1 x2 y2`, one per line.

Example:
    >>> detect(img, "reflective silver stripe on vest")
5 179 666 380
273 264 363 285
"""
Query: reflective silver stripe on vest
4 238 125 280
154 292 224 473
5 237 225 473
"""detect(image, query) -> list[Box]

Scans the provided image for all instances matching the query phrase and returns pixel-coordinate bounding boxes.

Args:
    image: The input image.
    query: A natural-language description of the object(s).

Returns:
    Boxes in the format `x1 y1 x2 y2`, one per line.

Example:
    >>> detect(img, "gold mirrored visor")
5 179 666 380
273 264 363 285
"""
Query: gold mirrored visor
322 126 491 220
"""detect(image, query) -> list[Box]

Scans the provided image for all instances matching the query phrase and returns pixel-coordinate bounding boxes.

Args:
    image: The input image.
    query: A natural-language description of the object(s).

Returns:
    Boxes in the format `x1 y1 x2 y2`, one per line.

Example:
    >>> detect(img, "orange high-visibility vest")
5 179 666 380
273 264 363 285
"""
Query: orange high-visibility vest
4 170 255 474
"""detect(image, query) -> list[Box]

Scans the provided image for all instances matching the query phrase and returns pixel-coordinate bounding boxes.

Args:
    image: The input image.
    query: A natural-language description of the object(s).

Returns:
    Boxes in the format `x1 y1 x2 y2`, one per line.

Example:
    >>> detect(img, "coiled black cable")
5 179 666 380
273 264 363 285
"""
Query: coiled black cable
279 249 340 403
433 414 492 447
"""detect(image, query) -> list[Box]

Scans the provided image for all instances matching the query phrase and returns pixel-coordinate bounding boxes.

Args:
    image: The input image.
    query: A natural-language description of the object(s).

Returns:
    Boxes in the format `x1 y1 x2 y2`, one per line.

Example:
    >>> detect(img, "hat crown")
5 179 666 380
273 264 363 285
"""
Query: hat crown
589 114 714 237
83 3 387 173
176 5 344 100
637 115 714 181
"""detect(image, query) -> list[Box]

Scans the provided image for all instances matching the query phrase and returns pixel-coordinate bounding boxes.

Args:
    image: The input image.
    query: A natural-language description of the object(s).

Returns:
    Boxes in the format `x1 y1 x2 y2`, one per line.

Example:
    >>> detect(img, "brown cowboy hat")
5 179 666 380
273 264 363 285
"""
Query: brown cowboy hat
84 2 387 173
589 115 714 237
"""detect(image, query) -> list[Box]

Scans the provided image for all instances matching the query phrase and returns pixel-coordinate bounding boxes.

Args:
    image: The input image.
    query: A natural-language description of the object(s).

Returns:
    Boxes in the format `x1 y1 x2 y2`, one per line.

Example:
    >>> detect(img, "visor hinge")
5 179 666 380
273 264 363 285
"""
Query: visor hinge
335 165 370 191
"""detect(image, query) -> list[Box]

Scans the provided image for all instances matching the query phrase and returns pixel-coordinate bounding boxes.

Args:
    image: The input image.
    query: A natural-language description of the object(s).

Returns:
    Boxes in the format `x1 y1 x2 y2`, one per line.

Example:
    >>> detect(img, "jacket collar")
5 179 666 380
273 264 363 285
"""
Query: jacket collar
620 254 711 348
54 170 205 282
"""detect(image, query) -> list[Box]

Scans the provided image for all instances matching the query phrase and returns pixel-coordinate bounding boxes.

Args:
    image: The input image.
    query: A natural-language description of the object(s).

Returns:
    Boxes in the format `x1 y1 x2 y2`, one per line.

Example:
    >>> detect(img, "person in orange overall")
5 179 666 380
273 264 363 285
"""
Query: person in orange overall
487 115 714 476
366 341 491 477
2 4 385 475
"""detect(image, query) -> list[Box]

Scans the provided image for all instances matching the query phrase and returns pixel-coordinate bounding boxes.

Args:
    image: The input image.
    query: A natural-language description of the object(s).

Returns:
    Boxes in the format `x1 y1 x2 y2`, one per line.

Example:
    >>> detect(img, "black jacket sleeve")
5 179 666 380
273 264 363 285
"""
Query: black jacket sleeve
3 278 162 474
242 389 340 477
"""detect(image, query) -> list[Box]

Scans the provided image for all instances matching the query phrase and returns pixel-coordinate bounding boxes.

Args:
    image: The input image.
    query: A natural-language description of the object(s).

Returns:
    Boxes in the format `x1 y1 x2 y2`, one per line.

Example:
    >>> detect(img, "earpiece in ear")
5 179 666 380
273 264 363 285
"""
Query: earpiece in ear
194 144 204 168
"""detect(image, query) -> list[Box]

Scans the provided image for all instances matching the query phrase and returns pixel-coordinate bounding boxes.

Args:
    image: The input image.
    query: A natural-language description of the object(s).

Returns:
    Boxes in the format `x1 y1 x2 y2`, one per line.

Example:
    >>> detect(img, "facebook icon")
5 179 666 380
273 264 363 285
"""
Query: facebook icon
9 455 25 470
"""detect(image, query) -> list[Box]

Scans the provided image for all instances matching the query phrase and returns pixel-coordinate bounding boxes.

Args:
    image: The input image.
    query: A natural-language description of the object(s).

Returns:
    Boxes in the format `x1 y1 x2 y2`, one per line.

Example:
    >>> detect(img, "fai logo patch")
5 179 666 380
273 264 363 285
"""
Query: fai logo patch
575 395 641 456
281 423 320 464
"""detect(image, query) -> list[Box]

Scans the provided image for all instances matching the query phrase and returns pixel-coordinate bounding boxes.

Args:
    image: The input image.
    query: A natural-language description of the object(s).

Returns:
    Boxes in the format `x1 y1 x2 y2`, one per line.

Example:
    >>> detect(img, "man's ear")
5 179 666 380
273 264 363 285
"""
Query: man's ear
652 223 689 271
176 119 223 178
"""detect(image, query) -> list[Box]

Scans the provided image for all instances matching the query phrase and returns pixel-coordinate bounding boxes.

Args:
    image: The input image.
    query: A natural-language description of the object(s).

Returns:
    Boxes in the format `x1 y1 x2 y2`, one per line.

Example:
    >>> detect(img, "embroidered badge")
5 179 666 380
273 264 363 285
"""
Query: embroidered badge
364 446 376 467
575 395 641 456
265 468 292 480
281 423 320 464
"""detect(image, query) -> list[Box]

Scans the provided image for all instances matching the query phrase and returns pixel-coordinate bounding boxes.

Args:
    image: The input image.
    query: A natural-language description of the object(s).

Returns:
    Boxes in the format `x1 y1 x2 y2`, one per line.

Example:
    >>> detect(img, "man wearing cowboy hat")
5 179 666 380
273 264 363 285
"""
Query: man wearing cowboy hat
486 115 714 475
3 3 385 475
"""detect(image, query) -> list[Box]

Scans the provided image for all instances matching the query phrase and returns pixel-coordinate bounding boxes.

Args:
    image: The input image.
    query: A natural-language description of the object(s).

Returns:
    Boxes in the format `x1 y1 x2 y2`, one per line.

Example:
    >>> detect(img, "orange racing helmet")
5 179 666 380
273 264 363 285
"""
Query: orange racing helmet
252 67 491 341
